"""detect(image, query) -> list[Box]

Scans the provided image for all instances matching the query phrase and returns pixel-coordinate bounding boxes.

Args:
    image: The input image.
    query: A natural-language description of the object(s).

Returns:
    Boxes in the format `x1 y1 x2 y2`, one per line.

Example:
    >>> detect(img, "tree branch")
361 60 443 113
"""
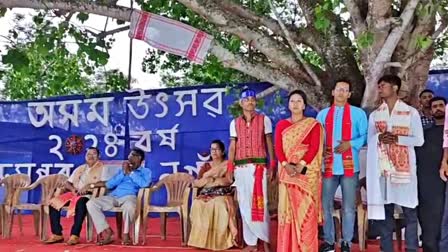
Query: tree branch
343 0 367 37
0 0 133 21
210 43 323 104
362 0 420 107
374 17 402 31
256 86 280 99
268 0 322 88
433 12 448 39
369 0 420 77
384 62 402 68
0 0 320 99
216 0 319 52
175 0 314 84
97 25 130 39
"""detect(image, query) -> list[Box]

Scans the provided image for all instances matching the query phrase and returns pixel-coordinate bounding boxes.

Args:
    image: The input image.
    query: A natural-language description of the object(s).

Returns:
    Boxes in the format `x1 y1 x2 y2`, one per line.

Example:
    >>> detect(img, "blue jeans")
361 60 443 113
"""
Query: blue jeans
322 173 359 245
380 204 418 252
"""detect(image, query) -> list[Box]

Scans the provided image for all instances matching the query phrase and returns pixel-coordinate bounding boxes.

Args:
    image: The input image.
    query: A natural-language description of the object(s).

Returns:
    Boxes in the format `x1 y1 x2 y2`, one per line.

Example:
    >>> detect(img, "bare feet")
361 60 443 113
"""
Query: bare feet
242 245 258 252
263 242 271 252
121 233 132 245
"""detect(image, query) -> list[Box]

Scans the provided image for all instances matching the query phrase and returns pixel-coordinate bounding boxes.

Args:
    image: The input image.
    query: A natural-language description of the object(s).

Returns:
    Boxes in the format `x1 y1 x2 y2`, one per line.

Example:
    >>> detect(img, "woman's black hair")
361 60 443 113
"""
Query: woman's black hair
288 89 308 107
210 139 226 159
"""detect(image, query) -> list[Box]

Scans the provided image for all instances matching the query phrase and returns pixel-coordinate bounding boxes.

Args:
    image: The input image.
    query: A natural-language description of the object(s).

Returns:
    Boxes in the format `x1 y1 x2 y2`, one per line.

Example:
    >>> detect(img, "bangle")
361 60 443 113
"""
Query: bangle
281 161 288 167
299 160 307 167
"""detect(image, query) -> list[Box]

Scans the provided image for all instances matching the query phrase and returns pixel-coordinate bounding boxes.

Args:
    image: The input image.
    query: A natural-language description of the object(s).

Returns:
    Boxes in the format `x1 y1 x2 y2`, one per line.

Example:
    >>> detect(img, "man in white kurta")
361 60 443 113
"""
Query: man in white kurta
227 88 275 252
366 75 424 252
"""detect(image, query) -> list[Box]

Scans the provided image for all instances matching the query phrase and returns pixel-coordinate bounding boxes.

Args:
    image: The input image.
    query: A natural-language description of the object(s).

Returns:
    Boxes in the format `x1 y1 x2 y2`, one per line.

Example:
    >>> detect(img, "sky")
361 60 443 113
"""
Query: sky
0 0 162 92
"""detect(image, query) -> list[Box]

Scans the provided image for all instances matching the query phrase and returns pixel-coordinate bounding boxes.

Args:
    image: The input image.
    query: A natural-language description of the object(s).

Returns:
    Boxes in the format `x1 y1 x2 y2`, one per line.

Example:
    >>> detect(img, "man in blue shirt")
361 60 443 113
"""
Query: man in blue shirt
316 80 368 252
86 148 151 245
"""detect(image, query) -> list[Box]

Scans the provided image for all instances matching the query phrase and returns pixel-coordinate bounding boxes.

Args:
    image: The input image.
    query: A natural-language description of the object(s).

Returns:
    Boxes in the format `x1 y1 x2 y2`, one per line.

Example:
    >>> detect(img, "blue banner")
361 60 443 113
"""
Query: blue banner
1 71 447 206
0 82 309 205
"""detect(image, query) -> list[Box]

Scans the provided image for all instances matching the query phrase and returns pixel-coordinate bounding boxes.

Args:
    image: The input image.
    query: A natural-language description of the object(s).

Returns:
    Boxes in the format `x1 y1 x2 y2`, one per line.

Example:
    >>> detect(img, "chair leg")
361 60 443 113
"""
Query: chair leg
18 210 23 235
86 214 92 242
333 211 342 243
32 210 40 236
116 213 123 239
182 206 189 243
142 212 148 245
0 206 2 236
0 205 3 236
133 214 141 245
179 210 185 246
7 209 15 239
1 208 8 239
160 212 167 240
40 210 48 241
357 206 367 251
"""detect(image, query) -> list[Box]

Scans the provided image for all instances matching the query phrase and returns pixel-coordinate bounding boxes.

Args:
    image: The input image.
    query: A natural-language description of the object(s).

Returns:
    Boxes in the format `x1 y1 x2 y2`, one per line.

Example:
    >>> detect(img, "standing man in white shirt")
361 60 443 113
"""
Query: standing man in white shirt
366 75 424 252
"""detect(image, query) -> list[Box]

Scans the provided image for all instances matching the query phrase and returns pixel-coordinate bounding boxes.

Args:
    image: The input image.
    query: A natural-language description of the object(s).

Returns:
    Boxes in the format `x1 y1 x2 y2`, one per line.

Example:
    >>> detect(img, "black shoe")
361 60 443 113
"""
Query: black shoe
341 241 350 252
319 242 335 252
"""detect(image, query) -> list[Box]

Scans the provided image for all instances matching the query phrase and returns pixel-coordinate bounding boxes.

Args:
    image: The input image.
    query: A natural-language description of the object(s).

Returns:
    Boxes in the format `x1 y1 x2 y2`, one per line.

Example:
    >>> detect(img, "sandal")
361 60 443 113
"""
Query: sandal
97 231 114 246
97 236 114 246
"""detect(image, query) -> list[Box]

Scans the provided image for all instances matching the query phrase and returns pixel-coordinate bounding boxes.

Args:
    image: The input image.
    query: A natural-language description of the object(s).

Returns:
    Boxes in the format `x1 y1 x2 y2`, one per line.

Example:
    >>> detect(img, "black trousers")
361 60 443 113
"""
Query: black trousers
49 196 89 236
418 176 446 252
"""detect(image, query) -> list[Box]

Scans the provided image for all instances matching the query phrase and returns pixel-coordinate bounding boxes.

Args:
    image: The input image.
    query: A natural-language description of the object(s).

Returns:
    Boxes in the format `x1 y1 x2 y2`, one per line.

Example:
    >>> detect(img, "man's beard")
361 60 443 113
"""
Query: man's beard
433 112 445 120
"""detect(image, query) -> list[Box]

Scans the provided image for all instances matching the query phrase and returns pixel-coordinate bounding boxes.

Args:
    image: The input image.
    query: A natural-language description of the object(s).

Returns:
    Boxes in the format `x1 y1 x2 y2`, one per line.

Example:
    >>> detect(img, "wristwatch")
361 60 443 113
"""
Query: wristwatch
90 183 95 189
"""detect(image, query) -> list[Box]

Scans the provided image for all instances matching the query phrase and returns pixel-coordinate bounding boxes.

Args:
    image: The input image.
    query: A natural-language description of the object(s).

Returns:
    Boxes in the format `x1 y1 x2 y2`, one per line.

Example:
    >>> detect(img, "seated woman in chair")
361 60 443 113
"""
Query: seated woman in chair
188 140 238 251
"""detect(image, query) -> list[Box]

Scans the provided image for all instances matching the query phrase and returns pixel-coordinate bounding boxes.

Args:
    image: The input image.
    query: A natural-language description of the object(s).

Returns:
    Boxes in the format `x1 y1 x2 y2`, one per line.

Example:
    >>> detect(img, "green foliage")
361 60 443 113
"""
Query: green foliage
415 35 433 50
302 49 324 68
0 8 7 18
76 12 89 23
0 11 127 100
356 31 374 49
314 0 341 33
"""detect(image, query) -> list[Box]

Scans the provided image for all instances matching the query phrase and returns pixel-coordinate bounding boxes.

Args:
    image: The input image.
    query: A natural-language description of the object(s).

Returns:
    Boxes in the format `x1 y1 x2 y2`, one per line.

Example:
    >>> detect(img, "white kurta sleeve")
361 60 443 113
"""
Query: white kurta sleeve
229 119 237 138
264 116 273 134
397 109 424 147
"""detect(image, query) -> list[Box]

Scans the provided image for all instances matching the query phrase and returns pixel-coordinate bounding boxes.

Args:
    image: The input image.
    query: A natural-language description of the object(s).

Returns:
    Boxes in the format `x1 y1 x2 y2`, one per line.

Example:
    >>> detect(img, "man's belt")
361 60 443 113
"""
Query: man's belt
234 157 267 166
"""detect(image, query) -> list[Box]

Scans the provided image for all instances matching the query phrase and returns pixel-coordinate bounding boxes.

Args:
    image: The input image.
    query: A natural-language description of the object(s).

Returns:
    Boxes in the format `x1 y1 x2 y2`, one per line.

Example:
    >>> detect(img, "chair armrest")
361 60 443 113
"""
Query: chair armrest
92 186 107 198
136 187 148 215
142 186 158 209
13 181 43 205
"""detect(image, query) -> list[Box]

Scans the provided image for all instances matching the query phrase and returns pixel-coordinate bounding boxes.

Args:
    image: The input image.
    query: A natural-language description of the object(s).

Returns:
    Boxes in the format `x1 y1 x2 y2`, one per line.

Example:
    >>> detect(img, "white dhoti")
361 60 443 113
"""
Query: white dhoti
234 164 269 245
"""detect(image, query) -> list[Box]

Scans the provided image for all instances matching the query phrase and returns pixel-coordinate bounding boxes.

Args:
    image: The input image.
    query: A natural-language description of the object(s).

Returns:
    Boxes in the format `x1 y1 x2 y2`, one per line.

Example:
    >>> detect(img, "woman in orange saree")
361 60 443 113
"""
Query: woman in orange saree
275 90 324 252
